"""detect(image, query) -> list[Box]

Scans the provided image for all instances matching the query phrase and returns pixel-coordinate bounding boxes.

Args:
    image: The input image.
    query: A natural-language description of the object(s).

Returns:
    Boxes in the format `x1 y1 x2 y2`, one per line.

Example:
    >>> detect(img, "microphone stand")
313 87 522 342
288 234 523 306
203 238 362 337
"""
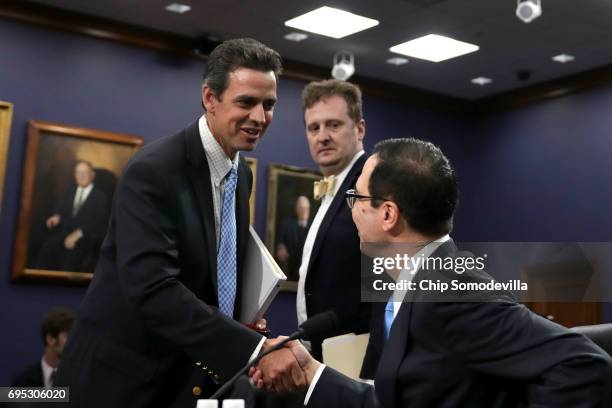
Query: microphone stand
209 329 304 400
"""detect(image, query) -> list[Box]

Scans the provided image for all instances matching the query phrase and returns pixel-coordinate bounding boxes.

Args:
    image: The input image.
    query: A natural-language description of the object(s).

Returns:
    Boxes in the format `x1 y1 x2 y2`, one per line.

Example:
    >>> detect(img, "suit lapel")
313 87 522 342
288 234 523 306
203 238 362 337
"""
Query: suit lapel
375 296 413 408
307 154 366 273
234 157 251 317
375 239 458 407
185 122 218 292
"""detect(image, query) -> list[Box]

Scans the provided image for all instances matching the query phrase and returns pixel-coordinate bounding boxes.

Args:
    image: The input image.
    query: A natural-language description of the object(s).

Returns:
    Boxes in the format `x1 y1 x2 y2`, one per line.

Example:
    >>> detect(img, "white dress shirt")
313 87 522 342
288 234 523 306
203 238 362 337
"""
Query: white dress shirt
198 115 241 248
41 357 55 388
198 115 265 361
72 183 93 213
296 150 365 329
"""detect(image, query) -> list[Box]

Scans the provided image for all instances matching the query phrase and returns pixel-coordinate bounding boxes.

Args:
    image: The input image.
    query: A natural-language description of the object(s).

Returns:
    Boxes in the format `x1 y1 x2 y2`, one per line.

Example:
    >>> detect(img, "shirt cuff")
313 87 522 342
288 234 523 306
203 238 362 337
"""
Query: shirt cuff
248 336 266 363
303 364 326 406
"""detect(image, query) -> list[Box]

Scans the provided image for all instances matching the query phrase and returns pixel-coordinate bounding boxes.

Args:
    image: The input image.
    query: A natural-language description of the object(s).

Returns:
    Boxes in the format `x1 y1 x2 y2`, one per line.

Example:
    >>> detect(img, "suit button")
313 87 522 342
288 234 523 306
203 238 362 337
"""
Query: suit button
192 386 202 396
195 361 202 366
202 365 208 371
306 292 312 297
213 374 220 381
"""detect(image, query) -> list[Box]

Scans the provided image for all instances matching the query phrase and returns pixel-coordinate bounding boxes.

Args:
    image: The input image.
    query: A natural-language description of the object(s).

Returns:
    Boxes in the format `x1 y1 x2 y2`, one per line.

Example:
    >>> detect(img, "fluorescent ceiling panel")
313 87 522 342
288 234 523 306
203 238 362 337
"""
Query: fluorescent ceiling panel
284 32 309 42
552 54 575 63
165 3 191 14
471 77 492 85
386 57 409 66
390 34 479 62
285 6 379 39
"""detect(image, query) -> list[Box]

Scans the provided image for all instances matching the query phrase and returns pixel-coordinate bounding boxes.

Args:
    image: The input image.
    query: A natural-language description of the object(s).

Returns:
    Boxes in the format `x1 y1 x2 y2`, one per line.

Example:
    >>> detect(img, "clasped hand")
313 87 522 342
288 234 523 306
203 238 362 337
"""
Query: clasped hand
249 336 322 394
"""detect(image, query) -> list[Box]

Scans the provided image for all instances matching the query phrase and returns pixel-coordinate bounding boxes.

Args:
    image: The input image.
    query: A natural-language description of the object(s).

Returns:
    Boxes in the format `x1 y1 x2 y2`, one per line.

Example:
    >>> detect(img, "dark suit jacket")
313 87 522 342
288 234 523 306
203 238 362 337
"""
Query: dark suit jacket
36 186 109 272
310 240 612 407
11 362 43 387
56 185 109 240
278 218 309 281
56 122 262 408
304 154 371 360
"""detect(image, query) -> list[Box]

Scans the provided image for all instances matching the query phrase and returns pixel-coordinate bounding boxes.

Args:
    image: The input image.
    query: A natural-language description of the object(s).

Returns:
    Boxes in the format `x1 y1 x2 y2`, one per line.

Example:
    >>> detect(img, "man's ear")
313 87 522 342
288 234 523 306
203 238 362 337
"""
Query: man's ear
45 334 57 348
202 84 217 113
356 119 366 143
381 201 401 232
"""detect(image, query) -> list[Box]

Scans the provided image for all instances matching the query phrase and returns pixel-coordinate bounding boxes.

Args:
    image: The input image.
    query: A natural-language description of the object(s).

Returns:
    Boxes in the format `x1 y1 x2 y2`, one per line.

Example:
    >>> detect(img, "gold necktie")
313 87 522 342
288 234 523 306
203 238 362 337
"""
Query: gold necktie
313 176 336 200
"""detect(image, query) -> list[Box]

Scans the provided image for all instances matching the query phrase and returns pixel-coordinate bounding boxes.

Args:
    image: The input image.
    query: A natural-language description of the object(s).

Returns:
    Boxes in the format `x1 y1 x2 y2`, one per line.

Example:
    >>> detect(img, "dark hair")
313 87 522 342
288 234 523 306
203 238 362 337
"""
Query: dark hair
204 38 283 98
40 307 76 346
302 79 363 124
370 138 458 236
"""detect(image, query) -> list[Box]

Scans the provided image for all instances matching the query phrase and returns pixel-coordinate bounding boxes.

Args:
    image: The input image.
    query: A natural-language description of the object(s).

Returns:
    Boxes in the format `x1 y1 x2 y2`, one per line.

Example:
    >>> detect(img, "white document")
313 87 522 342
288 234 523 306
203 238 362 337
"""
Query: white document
322 333 371 381
240 226 286 324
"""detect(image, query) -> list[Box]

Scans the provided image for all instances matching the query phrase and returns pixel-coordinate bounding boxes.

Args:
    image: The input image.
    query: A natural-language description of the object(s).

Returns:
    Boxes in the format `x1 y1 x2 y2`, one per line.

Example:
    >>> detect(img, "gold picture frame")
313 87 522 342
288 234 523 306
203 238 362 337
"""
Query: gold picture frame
0 101 14 214
12 120 143 284
244 156 257 224
266 163 321 291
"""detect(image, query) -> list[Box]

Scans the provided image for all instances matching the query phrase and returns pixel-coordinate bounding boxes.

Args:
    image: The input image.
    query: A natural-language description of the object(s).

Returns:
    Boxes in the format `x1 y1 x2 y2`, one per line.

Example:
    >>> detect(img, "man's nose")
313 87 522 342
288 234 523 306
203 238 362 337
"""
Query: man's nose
249 104 266 124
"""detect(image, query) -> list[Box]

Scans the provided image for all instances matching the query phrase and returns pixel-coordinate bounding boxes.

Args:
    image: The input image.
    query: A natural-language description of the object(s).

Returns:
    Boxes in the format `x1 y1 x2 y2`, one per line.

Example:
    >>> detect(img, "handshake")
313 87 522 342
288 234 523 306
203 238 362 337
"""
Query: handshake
249 336 323 394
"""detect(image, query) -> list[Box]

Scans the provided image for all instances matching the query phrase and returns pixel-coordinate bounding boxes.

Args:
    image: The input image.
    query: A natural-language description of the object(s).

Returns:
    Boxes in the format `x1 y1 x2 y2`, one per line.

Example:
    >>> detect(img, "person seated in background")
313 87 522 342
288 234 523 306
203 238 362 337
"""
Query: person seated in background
12 307 76 388
253 138 612 407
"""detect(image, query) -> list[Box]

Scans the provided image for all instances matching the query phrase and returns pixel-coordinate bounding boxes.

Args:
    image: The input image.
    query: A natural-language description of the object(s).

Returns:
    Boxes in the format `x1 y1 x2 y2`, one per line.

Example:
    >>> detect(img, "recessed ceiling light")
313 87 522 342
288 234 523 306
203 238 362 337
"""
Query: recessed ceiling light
165 3 191 14
471 77 492 86
390 34 479 62
284 32 309 42
386 57 409 66
285 6 379 39
552 54 575 63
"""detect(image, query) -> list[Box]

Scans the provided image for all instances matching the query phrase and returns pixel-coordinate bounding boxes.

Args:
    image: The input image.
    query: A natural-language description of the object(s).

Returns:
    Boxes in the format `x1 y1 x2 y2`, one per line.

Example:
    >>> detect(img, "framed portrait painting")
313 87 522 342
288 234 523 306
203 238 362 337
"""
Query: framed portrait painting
0 101 13 214
266 163 321 291
12 120 143 284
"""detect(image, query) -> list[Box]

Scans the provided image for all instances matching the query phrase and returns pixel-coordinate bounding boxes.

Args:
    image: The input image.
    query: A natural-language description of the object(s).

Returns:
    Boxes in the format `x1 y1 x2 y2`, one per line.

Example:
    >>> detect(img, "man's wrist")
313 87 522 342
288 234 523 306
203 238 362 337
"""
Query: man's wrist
305 360 322 384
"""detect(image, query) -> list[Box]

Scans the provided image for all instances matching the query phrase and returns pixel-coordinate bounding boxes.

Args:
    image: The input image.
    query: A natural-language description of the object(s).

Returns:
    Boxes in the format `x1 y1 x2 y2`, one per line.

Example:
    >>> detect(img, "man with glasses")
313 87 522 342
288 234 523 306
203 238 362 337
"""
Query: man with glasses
296 79 371 363
254 138 612 407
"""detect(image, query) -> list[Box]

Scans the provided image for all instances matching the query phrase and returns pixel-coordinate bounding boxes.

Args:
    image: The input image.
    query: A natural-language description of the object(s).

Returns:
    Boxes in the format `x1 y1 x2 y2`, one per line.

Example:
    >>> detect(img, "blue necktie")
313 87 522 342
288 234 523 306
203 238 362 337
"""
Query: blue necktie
384 297 395 340
217 163 238 317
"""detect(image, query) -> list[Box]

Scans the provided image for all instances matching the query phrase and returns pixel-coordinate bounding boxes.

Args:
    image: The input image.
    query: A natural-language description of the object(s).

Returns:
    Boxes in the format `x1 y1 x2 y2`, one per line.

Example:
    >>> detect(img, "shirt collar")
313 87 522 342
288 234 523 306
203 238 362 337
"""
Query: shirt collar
41 357 54 385
328 150 365 197
392 234 451 303
77 183 94 195
198 115 240 185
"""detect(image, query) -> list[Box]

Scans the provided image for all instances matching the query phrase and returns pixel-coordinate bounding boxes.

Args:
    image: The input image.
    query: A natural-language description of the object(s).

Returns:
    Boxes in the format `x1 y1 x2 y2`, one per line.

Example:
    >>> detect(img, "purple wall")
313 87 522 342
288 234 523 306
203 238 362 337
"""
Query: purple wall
2 15 611 386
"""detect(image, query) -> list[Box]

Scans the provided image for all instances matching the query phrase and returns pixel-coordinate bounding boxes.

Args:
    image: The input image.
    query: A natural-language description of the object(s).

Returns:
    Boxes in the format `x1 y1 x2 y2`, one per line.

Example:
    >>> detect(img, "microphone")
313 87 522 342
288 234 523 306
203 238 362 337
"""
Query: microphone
210 311 339 400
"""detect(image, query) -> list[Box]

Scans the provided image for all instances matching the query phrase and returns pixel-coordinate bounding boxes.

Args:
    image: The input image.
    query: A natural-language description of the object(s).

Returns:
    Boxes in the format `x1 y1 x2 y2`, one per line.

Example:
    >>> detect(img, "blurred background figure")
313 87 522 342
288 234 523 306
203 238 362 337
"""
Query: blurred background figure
35 160 109 272
276 195 311 281
11 307 76 388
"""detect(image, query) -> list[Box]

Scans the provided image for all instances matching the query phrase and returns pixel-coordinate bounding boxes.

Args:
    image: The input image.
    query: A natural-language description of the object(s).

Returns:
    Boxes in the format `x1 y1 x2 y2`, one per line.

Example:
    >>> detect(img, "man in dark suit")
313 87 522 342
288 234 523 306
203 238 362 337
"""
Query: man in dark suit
12 308 76 388
276 196 311 281
256 138 612 406
36 160 109 272
56 38 303 407
296 80 371 362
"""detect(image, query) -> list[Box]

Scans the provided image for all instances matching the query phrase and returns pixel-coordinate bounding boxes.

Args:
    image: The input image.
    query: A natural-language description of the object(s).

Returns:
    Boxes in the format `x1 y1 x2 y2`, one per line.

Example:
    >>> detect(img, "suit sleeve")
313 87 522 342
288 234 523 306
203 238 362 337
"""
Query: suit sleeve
430 300 612 407
308 367 380 408
114 159 262 382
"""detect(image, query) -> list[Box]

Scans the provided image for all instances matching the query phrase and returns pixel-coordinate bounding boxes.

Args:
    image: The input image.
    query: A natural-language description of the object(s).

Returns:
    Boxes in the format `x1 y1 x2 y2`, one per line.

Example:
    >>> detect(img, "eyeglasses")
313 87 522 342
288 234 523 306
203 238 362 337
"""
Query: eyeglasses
345 189 386 209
